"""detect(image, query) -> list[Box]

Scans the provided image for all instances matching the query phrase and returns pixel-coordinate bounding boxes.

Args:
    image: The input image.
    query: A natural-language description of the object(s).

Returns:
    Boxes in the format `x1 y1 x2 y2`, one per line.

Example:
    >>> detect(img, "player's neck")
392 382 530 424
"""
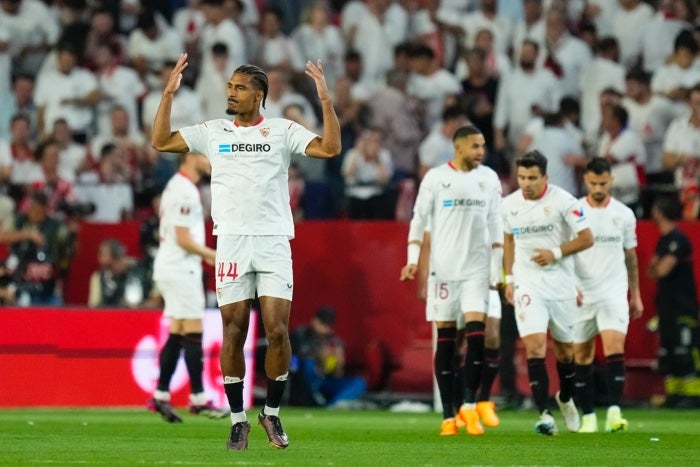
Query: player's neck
658 220 676 235
586 194 610 208
450 159 474 172
233 112 264 127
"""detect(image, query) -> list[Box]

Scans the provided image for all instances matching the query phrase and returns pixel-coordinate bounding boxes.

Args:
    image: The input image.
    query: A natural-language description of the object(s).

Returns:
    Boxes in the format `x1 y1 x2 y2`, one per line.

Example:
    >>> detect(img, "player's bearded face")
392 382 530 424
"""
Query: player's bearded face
585 172 612 204
456 134 486 170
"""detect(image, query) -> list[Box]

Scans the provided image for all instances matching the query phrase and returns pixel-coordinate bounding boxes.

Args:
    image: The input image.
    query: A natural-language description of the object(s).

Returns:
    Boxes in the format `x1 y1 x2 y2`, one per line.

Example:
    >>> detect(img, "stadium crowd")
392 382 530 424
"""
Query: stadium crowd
0 0 699 306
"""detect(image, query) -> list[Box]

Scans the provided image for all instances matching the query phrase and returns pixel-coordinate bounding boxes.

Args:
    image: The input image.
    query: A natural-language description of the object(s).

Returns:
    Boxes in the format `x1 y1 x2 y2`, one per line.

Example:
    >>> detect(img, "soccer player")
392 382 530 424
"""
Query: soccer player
502 150 594 435
148 152 229 423
151 53 341 450
573 158 643 433
400 125 503 436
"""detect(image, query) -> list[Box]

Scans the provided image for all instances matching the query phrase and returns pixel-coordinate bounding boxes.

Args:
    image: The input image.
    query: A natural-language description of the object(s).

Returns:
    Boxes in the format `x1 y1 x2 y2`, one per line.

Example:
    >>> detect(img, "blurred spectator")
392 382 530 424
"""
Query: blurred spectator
456 28 511 81
6 114 37 191
263 69 318 128
34 43 100 141
254 7 305 74
127 9 183 88
493 39 560 154
94 40 147 137
199 0 247 75
651 30 700 113
407 43 461 131
598 103 647 212
611 0 653 70
624 68 681 217
641 0 693 74
458 0 511 56
21 138 77 214
0 74 36 142
83 7 126 69
195 42 229 120
0 191 73 306
662 84 700 220
348 0 394 92
283 102 325 183
87 237 160 308
291 1 345 89
289 306 366 408
543 7 592 98
366 68 423 179
0 259 16 305
583 0 618 38
172 0 206 59
0 0 60 76
585 86 625 152
648 195 700 408
418 105 469 181
288 161 306 222
511 0 546 63
579 37 625 149
341 128 394 220
51 119 89 183
519 96 585 155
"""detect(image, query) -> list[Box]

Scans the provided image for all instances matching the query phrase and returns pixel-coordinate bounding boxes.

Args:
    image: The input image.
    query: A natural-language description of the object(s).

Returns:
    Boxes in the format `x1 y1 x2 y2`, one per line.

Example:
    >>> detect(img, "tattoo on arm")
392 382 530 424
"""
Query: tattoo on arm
625 249 639 290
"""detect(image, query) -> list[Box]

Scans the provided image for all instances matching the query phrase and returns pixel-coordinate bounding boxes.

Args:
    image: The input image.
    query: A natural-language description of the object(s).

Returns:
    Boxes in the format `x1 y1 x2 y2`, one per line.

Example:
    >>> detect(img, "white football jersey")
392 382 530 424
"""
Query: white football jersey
153 172 206 281
409 163 502 281
574 196 637 304
179 117 318 237
501 184 589 300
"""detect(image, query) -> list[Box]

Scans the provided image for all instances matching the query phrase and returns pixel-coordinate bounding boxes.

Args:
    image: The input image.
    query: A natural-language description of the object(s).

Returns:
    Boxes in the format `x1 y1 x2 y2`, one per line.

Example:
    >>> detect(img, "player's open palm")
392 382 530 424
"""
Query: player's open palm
305 59 330 102
400 264 417 282
165 53 188 95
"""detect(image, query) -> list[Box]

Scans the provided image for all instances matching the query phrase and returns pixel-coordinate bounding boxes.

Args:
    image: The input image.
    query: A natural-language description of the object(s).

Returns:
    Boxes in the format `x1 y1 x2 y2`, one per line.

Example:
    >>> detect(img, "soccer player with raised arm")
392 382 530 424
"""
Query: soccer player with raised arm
151 53 341 451
502 150 594 435
148 152 229 423
400 125 503 436
573 157 643 433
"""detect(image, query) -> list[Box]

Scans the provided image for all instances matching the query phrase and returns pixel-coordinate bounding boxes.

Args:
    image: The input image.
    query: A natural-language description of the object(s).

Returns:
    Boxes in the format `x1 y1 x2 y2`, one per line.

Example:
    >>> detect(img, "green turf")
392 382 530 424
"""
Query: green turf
0 407 698 466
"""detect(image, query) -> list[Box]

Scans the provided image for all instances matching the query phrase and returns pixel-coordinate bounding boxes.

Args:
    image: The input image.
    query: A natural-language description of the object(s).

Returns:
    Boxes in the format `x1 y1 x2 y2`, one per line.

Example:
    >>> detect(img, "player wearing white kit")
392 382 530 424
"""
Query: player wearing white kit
573 158 643 433
148 152 228 423
401 125 503 437
151 54 341 451
502 150 594 436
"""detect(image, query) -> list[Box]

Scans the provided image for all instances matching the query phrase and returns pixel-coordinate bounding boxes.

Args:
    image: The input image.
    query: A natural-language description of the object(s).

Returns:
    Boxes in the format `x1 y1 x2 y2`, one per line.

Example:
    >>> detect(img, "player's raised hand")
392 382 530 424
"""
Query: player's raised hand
305 59 330 102
400 264 418 281
165 53 188 95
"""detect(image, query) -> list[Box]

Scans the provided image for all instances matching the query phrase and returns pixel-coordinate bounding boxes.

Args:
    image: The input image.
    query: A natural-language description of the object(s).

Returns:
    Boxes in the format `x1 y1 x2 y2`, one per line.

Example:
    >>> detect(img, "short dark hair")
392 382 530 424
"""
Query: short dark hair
559 96 580 117
234 64 269 109
516 150 548 175
625 67 651 85
653 194 682 221
100 237 126 259
408 44 435 59
315 306 336 326
595 36 618 55
453 125 482 141
606 103 629 126
586 157 611 175
441 105 467 122
674 29 698 55
30 190 50 207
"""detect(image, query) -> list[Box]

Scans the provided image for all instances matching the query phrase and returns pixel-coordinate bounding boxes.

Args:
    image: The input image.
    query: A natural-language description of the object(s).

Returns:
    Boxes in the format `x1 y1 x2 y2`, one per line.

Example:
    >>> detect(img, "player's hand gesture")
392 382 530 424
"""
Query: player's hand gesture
400 264 417 281
305 59 331 102
531 248 555 266
165 53 188 95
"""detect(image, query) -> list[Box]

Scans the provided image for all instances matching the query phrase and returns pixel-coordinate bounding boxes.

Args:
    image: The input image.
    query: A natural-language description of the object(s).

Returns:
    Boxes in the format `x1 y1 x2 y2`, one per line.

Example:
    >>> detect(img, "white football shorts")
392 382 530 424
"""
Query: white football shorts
573 297 630 343
425 275 489 323
488 289 502 320
215 235 293 306
156 278 205 320
513 286 576 342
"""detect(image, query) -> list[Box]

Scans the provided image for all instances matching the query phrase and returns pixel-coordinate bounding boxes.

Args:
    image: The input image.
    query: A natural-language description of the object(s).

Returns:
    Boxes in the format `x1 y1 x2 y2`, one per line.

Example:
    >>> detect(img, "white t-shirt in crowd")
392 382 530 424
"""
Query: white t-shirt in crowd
623 95 680 173
502 184 589 300
179 117 318 238
34 68 98 134
530 126 584 196
575 196 637 304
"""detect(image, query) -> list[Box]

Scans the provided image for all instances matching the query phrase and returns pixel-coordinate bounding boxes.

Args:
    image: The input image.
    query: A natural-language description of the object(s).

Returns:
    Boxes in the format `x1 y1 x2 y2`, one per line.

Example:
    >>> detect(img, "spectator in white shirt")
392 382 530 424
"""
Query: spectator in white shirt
641 0 693 73
624 68 681 217
417 105 469 181
0 74 36 142
494 39 560 153
195 42 230 120
262 69 318 129
458 0 511 55
598 103 647 211
580 37 626 150
254 7 306 75
0 0 59 76
200 0 247 76
455 28 511 80
127 10 184 88
350 0 394 90
583 0 618 38
651 30 700 111
511 0 546 63
172 0 206 58
34 43 100 141
662 83 700 220
50 119 89 184
611 0 654 70
543 7 592 98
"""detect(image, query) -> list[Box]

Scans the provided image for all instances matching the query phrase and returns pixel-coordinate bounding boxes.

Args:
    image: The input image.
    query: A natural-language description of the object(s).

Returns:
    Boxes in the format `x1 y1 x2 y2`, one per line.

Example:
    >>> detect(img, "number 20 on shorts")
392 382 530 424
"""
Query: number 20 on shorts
217 261 239 282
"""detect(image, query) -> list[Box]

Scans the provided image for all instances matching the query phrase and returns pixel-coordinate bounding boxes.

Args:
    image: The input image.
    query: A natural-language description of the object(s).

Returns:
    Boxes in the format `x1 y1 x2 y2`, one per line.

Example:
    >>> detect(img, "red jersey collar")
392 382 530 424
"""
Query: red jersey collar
522 184 549 200
178 170 197 185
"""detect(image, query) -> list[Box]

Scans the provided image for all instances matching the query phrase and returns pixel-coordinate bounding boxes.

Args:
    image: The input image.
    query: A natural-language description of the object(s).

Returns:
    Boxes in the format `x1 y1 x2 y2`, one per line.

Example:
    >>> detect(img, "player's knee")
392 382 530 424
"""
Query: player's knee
265 323 290 347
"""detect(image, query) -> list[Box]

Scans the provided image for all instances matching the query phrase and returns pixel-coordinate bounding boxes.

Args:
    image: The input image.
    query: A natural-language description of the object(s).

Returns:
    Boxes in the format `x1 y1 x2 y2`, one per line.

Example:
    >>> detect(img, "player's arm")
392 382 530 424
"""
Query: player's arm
400 176 433 281
624 248 644 319
175 226 216 265
503 232 515 304
416 231 431 301
647 254 677 280
488 187 504 289
532 228 594 266
303 60 341 159
151 53 189 153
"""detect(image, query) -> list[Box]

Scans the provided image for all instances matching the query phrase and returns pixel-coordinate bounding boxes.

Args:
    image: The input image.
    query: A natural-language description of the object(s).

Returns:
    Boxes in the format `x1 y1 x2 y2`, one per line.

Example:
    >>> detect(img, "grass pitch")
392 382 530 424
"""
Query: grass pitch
1 407 698 466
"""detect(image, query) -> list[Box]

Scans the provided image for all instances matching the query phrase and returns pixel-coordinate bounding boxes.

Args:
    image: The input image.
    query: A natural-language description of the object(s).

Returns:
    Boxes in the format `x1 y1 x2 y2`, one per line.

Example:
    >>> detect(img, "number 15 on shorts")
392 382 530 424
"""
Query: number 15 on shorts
217 261 239 282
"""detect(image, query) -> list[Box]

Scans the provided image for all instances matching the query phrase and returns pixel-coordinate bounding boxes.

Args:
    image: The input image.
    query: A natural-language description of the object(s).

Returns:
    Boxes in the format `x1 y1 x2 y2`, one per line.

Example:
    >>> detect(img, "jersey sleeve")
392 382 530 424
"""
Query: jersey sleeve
501 197 513 235
622 208 638 250
285 120 319 157
178 122 211 157
560 193 590 233
408 171 435 243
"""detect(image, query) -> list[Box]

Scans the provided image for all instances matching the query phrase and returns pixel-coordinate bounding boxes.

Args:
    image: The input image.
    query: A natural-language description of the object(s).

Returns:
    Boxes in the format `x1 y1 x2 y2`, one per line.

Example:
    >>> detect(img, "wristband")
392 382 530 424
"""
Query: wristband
407 243 421 265
552 247 563 261
504 274 514 284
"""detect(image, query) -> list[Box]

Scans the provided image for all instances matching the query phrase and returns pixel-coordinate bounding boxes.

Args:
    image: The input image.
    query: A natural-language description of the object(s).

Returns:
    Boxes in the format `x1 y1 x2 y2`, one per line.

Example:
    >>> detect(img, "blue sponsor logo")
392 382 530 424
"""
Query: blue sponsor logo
218 144 232 153
442 198 486 208
443 199 454 207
